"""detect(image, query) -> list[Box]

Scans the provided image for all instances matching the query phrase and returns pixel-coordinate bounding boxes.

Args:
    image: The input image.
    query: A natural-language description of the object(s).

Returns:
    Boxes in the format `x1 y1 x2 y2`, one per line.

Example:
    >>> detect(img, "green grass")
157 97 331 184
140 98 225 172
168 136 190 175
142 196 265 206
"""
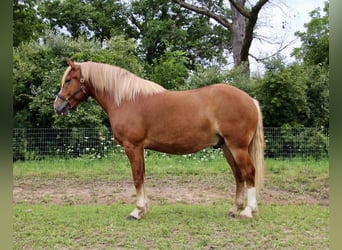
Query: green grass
13 152 327 178
13 155 328 197
265 158 329 196
13 153 231 181
13 155 329 249
14 203 328 249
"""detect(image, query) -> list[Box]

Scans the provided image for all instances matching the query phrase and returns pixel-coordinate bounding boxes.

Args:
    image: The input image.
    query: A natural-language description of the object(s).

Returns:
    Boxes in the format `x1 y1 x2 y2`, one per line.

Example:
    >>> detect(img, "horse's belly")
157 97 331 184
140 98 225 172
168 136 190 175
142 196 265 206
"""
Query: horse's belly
146 143 209 155
145 130 219 155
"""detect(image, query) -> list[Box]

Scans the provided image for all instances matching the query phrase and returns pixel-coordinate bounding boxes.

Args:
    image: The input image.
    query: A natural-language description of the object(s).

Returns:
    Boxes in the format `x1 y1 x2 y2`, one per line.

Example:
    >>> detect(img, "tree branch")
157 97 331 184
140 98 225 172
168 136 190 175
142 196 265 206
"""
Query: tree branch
249 38 298 63
228 0 251 18
172 0 232 30
229 0 269 19
251 0 270 16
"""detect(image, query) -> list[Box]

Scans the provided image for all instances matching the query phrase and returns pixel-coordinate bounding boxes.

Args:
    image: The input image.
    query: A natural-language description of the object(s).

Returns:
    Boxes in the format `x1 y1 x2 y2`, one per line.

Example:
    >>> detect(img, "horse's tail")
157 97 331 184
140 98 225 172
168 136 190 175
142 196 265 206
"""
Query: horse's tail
249 99 265 195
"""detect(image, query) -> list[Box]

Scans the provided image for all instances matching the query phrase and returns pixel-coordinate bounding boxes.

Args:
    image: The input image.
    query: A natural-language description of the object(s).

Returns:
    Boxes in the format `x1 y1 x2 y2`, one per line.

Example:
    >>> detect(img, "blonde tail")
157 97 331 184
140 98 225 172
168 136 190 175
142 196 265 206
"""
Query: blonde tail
250 99 265 195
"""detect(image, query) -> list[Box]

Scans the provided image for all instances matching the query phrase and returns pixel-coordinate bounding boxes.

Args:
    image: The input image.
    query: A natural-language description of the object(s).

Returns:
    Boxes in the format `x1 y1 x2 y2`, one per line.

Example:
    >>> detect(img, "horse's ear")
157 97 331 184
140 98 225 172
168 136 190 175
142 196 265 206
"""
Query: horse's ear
66 59 78 69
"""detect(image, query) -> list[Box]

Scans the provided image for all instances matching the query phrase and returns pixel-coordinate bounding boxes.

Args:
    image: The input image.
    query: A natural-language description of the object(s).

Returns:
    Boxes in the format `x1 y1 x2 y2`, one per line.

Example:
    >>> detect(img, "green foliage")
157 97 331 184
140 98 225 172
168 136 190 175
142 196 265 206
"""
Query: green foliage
184 65 225 89
289 2 329 126
13 0 329 129
13 0 46 47
264 126 329 159
296 127 329 159
12 129 33 161
221 63 253 93
13 32 144 128
254 2 329 128
302 64 329 127
292 1 329 66
253 57 309 127
185 64 250 92
129 0 230 67
13 39 59 128
38 0 230 68
149 50 189 89
253 55 328 127
39 0 128 41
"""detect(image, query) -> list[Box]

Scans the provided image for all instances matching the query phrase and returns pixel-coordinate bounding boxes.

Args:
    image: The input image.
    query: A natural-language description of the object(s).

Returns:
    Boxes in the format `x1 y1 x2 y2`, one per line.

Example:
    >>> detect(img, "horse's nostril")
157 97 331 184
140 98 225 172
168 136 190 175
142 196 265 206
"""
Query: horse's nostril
54 102 69 115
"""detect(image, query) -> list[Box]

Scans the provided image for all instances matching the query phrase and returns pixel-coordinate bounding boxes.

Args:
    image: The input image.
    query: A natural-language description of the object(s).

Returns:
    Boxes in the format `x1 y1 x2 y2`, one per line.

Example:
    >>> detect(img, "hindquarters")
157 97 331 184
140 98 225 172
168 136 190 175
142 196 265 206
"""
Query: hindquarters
214 85 264 218
213 85 264 189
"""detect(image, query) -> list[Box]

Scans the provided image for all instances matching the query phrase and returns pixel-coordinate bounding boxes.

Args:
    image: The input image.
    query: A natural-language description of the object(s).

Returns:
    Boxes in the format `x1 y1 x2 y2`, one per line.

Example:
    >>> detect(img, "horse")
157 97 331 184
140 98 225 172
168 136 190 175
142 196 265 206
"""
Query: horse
54 60 265 220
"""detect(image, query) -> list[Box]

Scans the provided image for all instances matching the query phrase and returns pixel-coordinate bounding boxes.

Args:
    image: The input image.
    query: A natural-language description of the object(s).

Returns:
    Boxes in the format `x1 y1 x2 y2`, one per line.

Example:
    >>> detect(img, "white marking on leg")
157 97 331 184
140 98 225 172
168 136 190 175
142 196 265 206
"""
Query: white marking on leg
129 185 150 219
240 187 257 218
247 187 257 211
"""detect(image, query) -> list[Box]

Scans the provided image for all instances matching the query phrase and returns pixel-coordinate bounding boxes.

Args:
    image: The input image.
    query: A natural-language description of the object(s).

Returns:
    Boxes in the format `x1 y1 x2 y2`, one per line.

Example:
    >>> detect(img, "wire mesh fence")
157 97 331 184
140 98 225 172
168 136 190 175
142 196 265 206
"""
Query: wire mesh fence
13 127 329 161
264 127 328 159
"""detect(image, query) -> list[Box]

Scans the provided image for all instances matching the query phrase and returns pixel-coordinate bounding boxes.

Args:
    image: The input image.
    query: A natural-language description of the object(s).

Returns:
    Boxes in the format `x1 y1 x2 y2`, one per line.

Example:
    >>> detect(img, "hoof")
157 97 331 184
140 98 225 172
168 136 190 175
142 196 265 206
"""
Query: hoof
228 210 239 218
228 205 241 218
126 215 138 220
240 213 253 219
240 206 253 219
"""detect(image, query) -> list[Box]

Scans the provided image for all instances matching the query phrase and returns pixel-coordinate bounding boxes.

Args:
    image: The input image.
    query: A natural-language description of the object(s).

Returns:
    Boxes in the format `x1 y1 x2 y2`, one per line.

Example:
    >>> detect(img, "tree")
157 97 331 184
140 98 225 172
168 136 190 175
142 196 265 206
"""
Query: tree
292 1 329 127
292 1 329 66
13 0 46 47
127 0 230 68
39 0 92 38
40 0 231 69
252 2 329 128
172 0 269 75
86 0 128 41
39 0 128 41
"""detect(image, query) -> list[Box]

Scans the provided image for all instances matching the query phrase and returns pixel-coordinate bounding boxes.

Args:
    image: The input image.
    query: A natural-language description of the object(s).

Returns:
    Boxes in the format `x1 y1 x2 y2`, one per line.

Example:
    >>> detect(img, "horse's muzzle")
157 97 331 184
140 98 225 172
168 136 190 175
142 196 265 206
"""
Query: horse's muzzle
54 101 70 116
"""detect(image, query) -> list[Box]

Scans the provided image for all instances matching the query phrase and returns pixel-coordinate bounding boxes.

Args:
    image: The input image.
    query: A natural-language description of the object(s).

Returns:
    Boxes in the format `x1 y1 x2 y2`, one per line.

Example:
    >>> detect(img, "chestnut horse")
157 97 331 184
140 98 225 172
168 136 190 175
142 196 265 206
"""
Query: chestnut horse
54 60 265 219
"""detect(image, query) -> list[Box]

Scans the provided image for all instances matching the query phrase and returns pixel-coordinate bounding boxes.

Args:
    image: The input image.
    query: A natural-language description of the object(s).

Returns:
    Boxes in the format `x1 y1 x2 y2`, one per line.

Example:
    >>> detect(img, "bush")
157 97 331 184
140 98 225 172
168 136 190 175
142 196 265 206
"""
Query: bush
13 31 145 129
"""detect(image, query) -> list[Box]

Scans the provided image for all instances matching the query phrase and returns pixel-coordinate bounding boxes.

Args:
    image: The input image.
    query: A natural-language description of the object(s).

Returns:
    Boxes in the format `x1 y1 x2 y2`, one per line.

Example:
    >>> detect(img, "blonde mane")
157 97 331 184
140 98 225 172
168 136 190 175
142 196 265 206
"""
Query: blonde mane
79 61 166 105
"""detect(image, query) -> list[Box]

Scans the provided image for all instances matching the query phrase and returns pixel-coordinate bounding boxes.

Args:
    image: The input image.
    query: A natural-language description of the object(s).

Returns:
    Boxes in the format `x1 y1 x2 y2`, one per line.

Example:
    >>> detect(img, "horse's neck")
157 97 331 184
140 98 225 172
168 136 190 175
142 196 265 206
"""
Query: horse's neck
90 88 118 115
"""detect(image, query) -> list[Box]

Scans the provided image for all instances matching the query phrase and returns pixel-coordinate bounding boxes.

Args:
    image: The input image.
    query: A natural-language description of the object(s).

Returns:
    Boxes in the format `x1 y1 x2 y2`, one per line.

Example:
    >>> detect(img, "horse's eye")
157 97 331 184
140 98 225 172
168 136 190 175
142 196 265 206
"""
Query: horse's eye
65 79 71 84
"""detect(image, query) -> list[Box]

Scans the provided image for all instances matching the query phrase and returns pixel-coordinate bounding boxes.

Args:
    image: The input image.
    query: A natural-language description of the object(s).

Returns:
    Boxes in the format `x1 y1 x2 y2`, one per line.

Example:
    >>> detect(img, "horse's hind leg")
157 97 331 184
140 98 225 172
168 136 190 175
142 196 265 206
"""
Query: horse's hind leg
229 147 258 218
124 143 150 220
222 145 245 217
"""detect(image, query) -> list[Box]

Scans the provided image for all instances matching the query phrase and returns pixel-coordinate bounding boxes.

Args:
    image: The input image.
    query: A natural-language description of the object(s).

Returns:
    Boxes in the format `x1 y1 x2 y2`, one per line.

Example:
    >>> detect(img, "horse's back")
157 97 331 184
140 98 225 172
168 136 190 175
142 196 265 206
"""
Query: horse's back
136 83 258 130
180 83 258 123
132 83 258 153
154 83 253 107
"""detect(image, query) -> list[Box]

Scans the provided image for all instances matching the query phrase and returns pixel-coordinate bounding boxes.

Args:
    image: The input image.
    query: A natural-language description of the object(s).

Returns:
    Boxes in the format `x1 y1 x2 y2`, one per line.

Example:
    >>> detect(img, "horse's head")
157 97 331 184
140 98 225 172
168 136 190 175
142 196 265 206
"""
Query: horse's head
54 60 89 115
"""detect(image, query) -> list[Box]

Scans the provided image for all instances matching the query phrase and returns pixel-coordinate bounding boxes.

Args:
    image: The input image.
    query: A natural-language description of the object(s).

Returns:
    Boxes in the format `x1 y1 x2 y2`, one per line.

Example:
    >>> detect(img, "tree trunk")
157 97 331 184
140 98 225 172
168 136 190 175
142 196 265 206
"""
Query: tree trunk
230 0 250 75
172 0 269 77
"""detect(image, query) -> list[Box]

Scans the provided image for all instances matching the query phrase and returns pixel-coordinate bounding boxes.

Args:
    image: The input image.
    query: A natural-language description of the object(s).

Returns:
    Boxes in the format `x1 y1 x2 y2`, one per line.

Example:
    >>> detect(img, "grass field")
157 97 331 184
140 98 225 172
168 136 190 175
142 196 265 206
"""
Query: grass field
13 153 329 249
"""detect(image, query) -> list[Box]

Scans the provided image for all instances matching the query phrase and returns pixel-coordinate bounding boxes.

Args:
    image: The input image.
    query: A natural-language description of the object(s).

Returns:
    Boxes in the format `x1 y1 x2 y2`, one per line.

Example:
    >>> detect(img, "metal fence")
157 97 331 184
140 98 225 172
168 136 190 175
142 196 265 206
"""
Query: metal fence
13 127 329 161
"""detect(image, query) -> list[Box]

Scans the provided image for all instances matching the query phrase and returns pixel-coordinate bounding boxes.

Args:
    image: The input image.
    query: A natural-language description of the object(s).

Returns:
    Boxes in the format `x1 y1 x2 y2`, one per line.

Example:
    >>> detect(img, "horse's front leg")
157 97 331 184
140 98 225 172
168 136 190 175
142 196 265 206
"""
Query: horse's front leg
124 143 150 220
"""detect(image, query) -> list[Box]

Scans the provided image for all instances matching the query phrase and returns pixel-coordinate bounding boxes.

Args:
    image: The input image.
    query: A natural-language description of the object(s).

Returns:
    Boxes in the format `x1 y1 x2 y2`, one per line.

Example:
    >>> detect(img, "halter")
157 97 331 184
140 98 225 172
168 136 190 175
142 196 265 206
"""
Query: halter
56 68 89 110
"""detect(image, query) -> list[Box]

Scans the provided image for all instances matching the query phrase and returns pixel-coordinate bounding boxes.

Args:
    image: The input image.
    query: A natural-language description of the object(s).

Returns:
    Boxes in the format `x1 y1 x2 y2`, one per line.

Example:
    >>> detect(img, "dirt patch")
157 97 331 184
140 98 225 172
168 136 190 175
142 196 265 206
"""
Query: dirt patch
13 177 328 207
